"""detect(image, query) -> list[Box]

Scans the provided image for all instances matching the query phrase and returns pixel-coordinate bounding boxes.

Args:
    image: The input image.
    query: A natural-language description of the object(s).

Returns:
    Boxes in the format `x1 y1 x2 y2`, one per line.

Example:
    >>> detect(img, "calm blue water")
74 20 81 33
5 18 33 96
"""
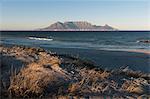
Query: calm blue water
1 31 150 51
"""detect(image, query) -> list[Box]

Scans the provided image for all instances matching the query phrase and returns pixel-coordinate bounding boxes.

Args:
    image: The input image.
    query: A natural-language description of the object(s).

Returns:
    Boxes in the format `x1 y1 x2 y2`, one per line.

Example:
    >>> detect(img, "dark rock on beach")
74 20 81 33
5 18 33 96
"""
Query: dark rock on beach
137 40 150 43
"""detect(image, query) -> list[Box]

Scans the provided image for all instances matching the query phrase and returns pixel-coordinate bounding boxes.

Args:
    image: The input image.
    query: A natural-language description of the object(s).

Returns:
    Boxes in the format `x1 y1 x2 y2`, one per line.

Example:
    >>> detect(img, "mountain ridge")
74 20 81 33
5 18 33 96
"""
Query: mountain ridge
39 21 118 31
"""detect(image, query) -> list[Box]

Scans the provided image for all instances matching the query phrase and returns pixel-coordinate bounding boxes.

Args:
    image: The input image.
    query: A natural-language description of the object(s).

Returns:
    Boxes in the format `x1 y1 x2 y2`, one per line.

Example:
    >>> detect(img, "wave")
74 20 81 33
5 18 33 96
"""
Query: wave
28 37 53 41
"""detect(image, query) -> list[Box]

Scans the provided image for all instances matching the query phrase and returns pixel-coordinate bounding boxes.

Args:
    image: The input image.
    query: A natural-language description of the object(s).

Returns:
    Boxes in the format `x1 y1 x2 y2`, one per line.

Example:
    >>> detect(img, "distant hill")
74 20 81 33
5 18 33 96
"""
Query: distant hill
39 21 118 31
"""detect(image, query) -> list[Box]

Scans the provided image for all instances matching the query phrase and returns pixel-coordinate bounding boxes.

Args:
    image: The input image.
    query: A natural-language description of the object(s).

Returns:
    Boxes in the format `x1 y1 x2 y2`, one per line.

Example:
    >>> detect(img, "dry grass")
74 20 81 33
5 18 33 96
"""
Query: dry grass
121 78 149 94
7 48 70 98
68 69 111 95
1 45 150 98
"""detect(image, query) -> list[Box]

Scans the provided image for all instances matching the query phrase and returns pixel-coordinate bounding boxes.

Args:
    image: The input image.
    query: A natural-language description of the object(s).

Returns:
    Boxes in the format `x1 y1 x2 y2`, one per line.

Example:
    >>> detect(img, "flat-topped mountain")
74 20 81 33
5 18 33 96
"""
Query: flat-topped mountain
39 21 118 31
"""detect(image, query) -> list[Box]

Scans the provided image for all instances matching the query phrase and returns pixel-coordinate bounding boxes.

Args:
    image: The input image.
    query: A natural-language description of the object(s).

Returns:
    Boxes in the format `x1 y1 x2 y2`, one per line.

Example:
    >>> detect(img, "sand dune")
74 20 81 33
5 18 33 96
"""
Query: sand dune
1 45 150 98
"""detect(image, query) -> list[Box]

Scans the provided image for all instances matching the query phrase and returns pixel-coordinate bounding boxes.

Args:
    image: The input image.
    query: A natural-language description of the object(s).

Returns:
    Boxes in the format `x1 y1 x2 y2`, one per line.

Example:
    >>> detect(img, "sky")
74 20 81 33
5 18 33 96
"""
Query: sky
0 0 150 30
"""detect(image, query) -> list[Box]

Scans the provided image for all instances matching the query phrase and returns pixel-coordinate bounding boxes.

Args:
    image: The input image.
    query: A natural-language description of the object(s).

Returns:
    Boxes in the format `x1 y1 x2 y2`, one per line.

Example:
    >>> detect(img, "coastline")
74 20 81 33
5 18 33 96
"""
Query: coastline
42 47 150 73
2 44 150 72
96 48 150 55
126 49 150 55
1 45 150 98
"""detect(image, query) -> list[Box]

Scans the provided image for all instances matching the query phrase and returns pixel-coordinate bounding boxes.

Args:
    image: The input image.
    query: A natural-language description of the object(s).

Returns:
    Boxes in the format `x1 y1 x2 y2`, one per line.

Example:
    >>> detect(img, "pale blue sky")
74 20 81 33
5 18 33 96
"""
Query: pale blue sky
1 0 150 30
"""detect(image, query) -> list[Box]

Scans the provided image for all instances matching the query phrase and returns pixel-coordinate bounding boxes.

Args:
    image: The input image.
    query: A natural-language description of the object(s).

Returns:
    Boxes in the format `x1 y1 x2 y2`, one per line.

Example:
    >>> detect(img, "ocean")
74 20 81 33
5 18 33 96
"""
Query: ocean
1 31 150 51
1 31 150 72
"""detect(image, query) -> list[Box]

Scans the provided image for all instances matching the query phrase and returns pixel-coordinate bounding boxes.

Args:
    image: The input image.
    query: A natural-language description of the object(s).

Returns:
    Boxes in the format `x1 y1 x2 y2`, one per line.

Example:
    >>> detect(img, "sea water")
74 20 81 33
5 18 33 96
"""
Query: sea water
1 31 150 51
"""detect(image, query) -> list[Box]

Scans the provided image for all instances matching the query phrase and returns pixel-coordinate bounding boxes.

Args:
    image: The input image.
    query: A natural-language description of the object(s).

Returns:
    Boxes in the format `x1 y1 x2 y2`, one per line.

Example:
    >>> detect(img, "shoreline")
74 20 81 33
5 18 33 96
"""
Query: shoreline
126 49 150 55
2 43 150 55
96 48 150 55
1 44 150 73
1 45 150 98
43 47 150 73
101 48 150 55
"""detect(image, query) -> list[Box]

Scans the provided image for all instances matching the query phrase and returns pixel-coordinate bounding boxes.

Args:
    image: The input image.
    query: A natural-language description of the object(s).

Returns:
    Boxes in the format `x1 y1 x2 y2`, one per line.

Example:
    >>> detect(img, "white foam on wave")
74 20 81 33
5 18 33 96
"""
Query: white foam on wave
28 37 53 41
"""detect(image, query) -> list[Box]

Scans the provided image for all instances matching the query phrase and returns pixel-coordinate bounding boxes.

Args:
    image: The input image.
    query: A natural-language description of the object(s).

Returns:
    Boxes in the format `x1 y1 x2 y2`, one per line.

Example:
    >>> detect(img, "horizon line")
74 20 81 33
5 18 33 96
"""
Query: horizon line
1 30 150 32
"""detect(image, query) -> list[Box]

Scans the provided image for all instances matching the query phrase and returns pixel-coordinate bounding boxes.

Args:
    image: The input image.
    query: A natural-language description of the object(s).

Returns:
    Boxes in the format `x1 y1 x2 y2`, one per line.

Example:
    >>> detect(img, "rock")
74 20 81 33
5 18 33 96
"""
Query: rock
37 48 45 52
137 40 150 43
43 64 52 69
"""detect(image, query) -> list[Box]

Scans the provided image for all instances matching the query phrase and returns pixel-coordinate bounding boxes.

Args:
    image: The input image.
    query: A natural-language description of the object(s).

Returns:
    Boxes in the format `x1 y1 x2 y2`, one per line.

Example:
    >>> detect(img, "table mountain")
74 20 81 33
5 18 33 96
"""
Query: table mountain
39 21 118 31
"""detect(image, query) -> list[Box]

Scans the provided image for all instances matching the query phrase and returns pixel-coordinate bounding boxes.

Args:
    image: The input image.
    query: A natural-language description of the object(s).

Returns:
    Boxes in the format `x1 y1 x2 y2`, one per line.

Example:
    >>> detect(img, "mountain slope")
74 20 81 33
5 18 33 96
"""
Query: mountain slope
40 21 118 31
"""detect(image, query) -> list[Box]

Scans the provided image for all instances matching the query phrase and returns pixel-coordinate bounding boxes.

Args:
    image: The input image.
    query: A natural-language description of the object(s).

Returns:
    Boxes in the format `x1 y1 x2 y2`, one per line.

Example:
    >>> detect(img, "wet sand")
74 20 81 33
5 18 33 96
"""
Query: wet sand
44 47 150 73
127 49 150 55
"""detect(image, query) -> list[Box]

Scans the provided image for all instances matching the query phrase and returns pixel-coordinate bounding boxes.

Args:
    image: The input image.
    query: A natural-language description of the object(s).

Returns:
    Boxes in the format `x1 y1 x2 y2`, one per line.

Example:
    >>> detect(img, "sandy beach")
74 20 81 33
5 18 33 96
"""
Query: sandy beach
1 45 150 98
127 49 150 55
44 47 150 73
